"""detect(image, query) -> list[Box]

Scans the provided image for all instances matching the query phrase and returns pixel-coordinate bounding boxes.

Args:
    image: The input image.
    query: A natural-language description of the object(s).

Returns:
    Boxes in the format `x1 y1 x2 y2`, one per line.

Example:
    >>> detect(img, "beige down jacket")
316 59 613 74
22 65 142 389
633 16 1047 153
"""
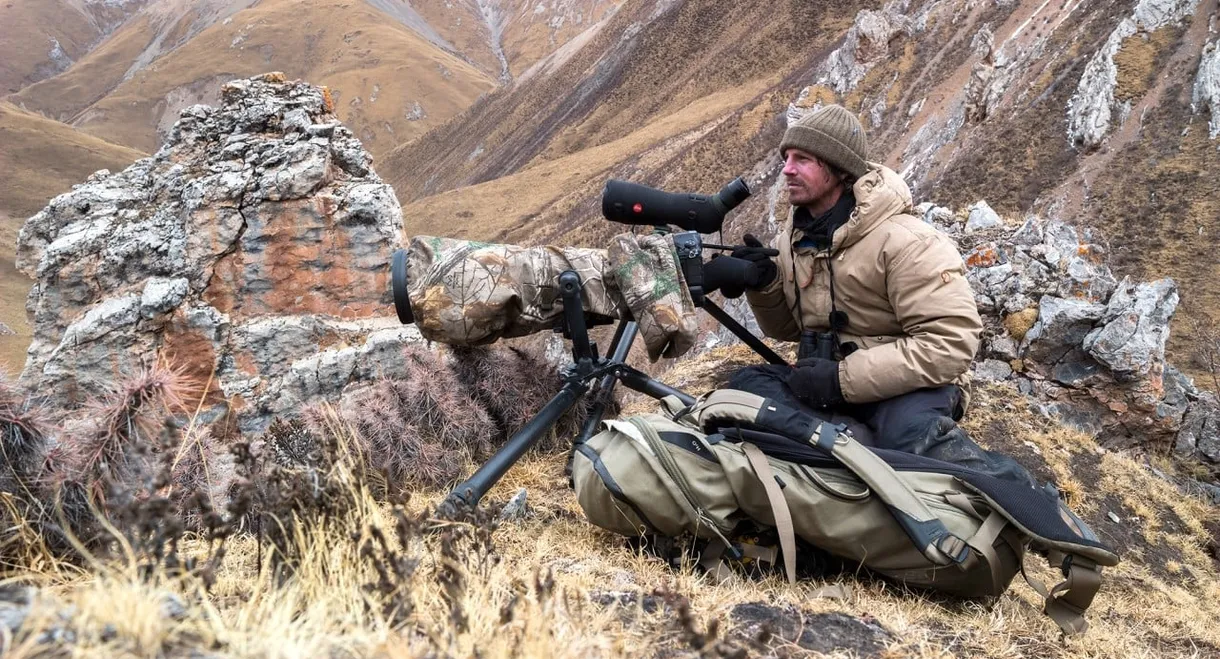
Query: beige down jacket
745 164 982 405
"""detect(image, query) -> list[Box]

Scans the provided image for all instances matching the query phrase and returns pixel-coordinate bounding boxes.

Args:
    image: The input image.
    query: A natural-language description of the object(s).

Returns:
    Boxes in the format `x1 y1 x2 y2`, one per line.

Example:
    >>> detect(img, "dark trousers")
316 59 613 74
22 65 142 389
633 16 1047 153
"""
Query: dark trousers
727 365 1036 487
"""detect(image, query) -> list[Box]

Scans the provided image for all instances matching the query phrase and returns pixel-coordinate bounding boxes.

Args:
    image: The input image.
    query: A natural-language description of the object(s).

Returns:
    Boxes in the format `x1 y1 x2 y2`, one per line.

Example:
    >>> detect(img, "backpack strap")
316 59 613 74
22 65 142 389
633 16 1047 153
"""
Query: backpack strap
741 442 798 584
692 390 970 567
1023 552 1102 635
944 492 1014 594
811 422 971 567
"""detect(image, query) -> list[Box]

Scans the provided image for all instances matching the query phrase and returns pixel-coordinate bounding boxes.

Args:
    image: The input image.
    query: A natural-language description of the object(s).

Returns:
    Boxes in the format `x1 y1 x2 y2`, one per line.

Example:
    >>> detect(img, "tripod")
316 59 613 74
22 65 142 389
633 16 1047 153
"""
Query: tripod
437 266 787 517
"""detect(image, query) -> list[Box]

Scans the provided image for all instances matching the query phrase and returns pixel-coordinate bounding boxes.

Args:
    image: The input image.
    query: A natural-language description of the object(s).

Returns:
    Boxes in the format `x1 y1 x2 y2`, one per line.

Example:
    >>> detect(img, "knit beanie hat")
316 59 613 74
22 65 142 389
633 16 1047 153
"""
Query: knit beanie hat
779 105 869 179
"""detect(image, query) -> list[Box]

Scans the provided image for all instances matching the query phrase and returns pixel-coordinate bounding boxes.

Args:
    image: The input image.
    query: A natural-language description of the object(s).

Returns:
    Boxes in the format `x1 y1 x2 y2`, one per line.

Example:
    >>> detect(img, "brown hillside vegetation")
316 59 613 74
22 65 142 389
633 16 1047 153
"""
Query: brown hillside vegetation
407 0 623 81
10 14 166 125
0 0 123 94
2 347 1218 657
384 0 859 207
7 0 266 122
14 0 496 159
0 102 144 374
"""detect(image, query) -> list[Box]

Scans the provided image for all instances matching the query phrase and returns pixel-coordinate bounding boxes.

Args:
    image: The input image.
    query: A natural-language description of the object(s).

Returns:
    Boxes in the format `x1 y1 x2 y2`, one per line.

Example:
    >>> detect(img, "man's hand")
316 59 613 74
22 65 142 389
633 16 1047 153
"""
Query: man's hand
730 234 777 288
703 254 768 299
786 357 844 409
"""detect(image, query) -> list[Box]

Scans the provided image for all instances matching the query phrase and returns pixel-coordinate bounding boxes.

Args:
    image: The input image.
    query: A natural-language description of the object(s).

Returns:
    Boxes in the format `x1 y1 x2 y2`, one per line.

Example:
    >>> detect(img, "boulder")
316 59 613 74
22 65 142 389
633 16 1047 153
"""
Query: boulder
1021 296 1106 364
965 200 1003 232
1083 278 1178 380
16 74 417 434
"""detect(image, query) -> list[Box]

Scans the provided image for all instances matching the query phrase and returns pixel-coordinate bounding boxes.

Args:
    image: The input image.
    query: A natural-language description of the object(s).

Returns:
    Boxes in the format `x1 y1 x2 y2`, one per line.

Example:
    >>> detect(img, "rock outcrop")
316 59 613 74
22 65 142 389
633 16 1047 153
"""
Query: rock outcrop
922 201 1216 456
17 74 416 435
1065 0 1199 150
1193 38 1220 139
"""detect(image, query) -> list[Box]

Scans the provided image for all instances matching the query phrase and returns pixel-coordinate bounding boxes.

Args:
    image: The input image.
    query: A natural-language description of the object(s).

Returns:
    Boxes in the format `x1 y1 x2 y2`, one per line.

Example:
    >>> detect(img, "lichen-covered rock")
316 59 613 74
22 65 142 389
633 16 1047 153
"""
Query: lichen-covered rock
1192 39 1220 139
17 73 416 433
1066 0 1199 149
1083 277 1178 380
943 208 1200 446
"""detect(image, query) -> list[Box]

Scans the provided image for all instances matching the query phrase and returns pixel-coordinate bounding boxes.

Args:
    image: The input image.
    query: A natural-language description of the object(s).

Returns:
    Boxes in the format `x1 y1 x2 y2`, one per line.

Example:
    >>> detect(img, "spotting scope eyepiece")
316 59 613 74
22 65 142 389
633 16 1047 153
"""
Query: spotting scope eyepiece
601 176 751 233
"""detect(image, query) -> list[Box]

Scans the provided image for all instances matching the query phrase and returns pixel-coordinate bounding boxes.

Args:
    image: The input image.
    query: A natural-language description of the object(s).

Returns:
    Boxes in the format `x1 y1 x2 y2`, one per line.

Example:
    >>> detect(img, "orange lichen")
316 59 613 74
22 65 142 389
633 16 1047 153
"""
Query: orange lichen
321 86 336 114
965 246 1000 268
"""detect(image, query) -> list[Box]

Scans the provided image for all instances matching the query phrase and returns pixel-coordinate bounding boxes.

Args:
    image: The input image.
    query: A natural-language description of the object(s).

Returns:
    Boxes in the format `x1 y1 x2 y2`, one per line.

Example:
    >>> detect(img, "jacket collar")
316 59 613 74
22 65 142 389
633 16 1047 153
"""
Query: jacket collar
785 163 914 252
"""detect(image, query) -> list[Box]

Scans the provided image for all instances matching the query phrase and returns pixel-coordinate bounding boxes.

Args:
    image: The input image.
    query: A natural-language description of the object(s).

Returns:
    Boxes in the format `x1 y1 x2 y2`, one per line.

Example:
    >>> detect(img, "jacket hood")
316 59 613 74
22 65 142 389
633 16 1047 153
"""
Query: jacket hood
832 163 913 250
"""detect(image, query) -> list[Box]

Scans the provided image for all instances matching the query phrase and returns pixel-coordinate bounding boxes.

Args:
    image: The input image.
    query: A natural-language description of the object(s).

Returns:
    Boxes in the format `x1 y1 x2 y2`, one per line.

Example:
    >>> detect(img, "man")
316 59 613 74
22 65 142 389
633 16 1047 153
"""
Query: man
704 104 1032 485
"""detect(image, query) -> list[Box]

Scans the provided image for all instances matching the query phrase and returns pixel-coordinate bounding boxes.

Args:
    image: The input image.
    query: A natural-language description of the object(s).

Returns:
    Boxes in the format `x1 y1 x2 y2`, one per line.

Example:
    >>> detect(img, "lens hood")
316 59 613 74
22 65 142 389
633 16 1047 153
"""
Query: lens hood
391 248 414 325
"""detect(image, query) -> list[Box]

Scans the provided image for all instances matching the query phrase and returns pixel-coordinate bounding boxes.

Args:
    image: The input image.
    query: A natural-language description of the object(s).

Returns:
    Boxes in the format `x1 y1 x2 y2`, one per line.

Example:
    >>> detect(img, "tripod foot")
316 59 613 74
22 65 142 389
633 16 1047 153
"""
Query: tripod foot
435 487 477 521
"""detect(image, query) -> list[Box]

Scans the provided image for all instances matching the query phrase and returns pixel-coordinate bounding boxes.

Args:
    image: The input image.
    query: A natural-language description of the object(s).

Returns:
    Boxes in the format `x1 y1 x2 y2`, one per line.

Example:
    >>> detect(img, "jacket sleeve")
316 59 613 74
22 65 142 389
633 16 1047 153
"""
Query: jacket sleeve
838 234 982 403
745 237 801 342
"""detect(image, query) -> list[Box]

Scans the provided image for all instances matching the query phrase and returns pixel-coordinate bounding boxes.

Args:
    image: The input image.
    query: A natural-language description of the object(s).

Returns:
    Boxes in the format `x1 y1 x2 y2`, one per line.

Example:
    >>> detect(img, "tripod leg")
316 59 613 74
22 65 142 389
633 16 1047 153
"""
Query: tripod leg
566 321 639 481
439 379 590 518
619 367 696 407
701 300 788 365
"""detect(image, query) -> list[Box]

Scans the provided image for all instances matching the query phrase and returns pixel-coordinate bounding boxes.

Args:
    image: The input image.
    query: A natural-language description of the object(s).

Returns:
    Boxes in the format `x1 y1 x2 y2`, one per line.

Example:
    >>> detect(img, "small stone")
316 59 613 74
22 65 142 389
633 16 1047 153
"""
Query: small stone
499 488 529 521
1051 351 1106 388
965 200 1003 232
1107 511 1121 523
975 359 1013 382
987 334 1020 361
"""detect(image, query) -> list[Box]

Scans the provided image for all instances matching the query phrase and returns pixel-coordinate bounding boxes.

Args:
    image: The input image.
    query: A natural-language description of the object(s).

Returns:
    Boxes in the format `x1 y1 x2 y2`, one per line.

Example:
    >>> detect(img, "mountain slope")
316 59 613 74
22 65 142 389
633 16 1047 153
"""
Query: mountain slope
11 0 496 159
383 0 859 204
0 0 146 94
390 0 1220 372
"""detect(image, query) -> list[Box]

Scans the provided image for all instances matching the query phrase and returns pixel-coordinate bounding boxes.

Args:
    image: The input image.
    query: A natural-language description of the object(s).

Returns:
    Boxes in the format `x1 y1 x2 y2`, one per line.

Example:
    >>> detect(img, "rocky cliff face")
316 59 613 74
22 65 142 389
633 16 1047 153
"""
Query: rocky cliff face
925 206 1215 456
17 74 417 434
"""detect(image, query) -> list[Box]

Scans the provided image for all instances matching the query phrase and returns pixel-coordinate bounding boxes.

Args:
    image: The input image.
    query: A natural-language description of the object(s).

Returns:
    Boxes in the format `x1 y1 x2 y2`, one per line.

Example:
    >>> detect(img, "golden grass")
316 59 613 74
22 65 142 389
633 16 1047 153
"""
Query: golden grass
1113 27 1179 103
3 358 1219 657
15 0 495 159
399 79 774 244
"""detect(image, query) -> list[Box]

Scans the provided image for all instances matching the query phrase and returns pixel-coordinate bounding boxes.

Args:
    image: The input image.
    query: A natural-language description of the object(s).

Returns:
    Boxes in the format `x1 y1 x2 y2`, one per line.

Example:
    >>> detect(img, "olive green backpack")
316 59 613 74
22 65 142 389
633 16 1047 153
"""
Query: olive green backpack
570 390 1119 635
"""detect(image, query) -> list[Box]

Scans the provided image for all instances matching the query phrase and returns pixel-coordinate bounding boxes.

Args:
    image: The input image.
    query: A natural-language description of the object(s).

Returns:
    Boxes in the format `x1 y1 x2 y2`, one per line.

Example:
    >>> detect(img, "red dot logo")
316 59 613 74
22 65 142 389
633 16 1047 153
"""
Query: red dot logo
633 203 644 214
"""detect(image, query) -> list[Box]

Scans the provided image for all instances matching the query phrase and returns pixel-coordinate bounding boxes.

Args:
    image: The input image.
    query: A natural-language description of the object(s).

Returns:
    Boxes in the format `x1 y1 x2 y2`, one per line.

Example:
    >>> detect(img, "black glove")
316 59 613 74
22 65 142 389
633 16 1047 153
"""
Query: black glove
702 254 762 299
730 233 777 289
785 357 844 409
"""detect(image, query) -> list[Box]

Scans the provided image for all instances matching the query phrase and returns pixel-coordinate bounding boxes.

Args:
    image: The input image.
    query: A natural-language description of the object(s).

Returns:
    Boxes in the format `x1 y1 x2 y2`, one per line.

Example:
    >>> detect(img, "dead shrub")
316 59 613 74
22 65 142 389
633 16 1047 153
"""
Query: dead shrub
450 344 596 453
55 364 196 503
344 346 496 493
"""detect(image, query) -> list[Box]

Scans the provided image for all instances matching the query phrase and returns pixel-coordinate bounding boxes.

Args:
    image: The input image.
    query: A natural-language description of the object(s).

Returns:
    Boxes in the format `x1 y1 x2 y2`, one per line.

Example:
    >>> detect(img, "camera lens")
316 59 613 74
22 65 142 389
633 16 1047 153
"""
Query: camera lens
392 249 414 325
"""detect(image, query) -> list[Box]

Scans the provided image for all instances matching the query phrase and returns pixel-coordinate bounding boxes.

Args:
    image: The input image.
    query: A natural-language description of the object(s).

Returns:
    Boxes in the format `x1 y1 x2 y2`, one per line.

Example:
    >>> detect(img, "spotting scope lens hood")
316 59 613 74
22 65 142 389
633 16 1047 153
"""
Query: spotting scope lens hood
391 248 414 325
601 176 752 233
